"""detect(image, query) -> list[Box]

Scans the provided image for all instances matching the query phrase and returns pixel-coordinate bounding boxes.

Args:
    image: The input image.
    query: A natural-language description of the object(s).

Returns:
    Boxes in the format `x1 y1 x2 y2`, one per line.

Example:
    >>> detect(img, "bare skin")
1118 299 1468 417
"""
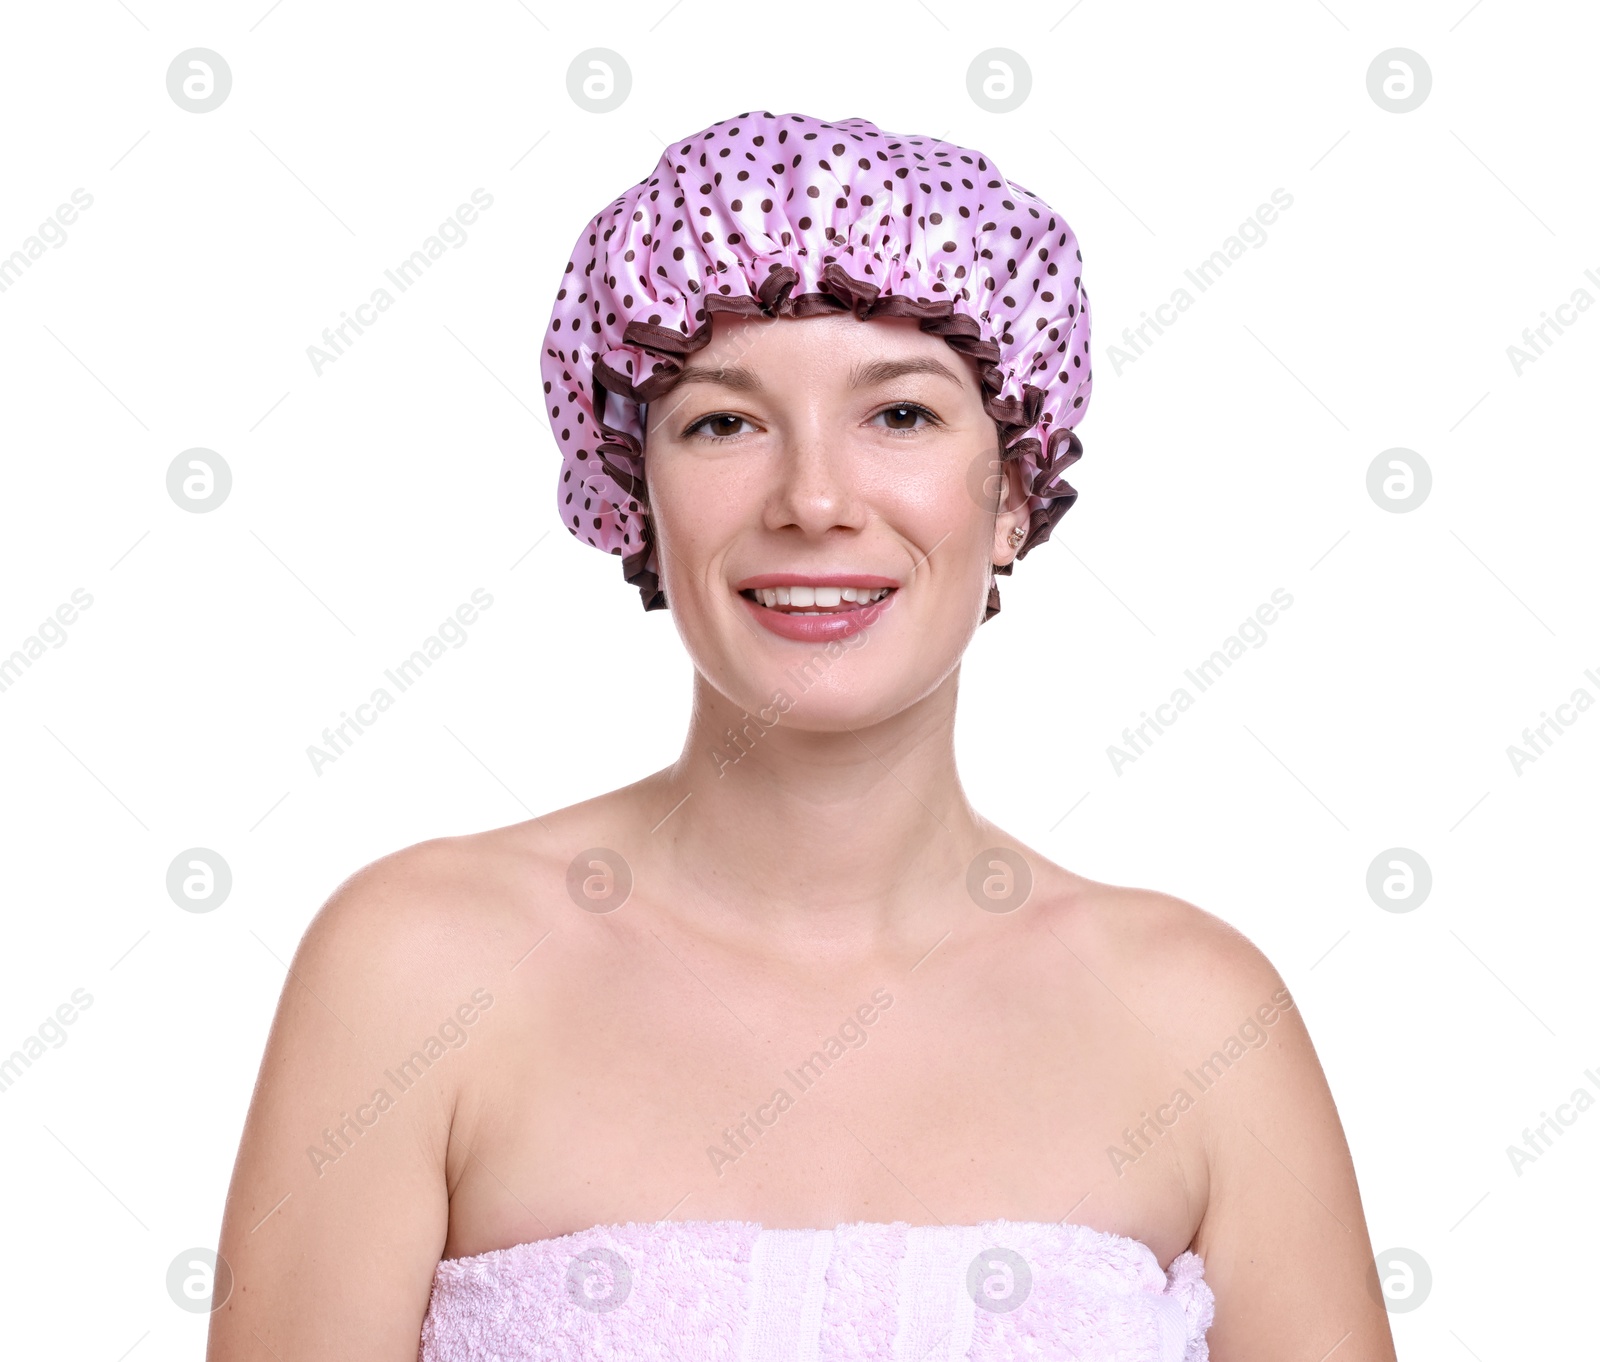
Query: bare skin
209 312 1396 1361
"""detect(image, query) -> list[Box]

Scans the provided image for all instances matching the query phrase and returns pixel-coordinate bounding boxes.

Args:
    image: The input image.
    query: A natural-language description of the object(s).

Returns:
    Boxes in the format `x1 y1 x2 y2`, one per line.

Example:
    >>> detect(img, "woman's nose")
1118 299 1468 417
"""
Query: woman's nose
764 427 866 536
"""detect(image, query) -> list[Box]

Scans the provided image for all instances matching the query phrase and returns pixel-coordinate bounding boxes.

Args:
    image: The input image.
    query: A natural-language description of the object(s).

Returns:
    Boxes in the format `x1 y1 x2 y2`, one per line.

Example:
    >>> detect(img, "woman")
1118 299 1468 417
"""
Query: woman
209 111 1396 1360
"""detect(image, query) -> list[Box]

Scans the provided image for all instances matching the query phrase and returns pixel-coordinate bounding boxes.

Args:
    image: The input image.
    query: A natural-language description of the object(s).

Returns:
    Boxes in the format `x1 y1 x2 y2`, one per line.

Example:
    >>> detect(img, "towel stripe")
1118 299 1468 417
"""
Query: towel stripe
740 1228 835 1362
797 1229 835 1356
892 1224 984 1362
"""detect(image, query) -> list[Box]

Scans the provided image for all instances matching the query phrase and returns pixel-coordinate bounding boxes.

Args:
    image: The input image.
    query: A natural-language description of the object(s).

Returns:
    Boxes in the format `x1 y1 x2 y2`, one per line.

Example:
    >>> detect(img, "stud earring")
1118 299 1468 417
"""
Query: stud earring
1006 526 1026 549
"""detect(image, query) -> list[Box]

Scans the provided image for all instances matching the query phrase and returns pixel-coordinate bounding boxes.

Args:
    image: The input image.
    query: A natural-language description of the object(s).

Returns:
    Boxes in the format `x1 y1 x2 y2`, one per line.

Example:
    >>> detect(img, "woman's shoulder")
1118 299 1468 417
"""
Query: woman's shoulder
1040 875 1387 1351
289 804 623 1000
1036 868 1298 1049
212 813 612 1361
303 828 525 944
310 787 645 929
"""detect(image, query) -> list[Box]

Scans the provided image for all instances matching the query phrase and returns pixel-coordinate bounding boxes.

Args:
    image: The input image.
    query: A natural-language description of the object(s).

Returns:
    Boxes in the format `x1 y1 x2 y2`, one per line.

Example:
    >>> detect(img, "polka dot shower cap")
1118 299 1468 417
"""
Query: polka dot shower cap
540 109 1093 620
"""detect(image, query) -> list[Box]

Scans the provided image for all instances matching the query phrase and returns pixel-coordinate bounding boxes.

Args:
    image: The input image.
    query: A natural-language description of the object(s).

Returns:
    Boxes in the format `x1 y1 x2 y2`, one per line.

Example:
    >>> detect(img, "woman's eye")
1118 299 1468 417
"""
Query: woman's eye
686 404 939 442
874 403 939 434
686 413 752 442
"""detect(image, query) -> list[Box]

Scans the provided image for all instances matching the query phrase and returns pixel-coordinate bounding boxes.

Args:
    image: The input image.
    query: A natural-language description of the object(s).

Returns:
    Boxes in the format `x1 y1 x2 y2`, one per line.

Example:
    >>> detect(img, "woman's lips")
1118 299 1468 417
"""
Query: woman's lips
739 586 897 642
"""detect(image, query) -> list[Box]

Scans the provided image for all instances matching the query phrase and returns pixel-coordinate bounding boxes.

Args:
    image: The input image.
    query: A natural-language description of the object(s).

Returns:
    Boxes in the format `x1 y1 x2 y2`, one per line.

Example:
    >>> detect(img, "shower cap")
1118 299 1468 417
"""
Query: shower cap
540 109 1093 620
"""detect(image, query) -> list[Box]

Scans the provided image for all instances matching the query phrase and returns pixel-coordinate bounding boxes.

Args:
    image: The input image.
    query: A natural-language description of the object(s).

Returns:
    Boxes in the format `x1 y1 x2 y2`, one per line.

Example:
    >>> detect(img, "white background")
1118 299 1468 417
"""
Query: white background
1 0 1595 1357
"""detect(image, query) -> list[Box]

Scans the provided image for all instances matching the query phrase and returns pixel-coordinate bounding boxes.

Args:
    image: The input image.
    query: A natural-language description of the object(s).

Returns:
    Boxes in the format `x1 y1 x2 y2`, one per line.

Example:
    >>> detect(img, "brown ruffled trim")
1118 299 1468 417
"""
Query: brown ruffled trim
590 265 1083 619
622 544 665 612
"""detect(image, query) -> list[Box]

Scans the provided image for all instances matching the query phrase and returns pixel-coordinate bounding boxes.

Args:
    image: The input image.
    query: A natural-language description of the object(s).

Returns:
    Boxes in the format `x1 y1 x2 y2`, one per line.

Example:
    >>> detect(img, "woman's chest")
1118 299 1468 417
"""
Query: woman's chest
442 927 1210 1267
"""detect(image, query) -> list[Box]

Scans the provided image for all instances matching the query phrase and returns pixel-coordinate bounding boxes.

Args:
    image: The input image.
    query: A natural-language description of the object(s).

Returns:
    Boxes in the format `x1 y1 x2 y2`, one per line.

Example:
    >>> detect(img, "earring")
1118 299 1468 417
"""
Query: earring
1007 526 1026 549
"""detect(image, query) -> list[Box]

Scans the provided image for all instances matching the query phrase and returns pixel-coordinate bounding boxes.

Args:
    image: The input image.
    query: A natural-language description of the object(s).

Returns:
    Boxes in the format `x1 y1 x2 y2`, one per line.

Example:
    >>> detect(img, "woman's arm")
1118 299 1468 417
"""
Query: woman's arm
207 847 473 1361
1185 931 1396 1359
1080 885 1396 1358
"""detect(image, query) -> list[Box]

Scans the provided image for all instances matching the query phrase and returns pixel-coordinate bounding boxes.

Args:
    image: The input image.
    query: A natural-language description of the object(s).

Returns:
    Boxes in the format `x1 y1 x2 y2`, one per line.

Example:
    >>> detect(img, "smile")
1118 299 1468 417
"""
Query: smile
735 576 900 642
745 585 893 613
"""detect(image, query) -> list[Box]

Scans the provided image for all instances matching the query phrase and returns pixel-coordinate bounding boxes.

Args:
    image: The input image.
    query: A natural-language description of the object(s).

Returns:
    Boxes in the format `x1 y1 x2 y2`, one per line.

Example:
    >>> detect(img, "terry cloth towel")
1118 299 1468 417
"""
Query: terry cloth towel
418 1217 1213 1360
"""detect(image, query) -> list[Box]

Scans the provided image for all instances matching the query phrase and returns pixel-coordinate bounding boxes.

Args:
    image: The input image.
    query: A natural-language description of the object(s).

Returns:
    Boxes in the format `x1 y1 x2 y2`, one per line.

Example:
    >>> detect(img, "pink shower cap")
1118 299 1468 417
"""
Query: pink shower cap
540 110 1092 619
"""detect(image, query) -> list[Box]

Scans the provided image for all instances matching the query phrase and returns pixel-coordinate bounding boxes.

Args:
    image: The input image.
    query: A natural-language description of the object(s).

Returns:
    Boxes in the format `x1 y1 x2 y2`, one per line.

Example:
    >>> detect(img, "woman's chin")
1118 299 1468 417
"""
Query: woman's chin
712 658 945 739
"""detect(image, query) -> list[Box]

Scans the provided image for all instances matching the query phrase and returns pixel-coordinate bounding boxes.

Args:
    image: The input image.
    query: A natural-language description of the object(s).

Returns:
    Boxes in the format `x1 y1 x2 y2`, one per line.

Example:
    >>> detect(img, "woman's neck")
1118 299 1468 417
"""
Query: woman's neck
632 669 992 949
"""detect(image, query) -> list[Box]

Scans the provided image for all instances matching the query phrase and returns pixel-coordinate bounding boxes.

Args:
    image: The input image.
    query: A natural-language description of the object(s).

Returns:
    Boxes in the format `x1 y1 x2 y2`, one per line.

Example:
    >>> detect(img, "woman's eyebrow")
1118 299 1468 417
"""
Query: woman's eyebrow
848 356 964 389
670 355 963 393
670 363 764 393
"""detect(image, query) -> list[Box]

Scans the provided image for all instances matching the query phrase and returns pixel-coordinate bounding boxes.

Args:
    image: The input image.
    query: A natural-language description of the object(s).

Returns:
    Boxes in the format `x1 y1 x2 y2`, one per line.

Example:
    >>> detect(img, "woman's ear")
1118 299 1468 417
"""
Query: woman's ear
991 450 1030 567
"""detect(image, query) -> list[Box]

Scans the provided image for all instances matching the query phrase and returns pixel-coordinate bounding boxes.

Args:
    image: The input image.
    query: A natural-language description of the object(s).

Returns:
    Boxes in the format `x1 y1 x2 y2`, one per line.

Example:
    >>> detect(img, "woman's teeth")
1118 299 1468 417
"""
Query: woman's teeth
750 585 892 613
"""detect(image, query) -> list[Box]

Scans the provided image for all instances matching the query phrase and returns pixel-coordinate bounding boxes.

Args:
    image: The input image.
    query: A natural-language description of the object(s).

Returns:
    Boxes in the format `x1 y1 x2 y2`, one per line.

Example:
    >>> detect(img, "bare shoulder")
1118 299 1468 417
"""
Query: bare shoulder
291 779 656 1027
209 818 583 1361
1041 873 1393 1356
299 825 552 974
1040 873 1292 1042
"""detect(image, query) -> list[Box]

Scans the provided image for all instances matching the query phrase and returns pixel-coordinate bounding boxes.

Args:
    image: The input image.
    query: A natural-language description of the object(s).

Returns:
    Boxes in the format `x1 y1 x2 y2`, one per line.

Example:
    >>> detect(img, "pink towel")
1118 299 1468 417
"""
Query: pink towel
418 1218 1213 1360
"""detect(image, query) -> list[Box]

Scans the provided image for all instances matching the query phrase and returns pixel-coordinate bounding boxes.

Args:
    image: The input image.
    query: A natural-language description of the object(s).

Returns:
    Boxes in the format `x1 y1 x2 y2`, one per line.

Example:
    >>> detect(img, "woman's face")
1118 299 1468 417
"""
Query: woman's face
642 311 1027 730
